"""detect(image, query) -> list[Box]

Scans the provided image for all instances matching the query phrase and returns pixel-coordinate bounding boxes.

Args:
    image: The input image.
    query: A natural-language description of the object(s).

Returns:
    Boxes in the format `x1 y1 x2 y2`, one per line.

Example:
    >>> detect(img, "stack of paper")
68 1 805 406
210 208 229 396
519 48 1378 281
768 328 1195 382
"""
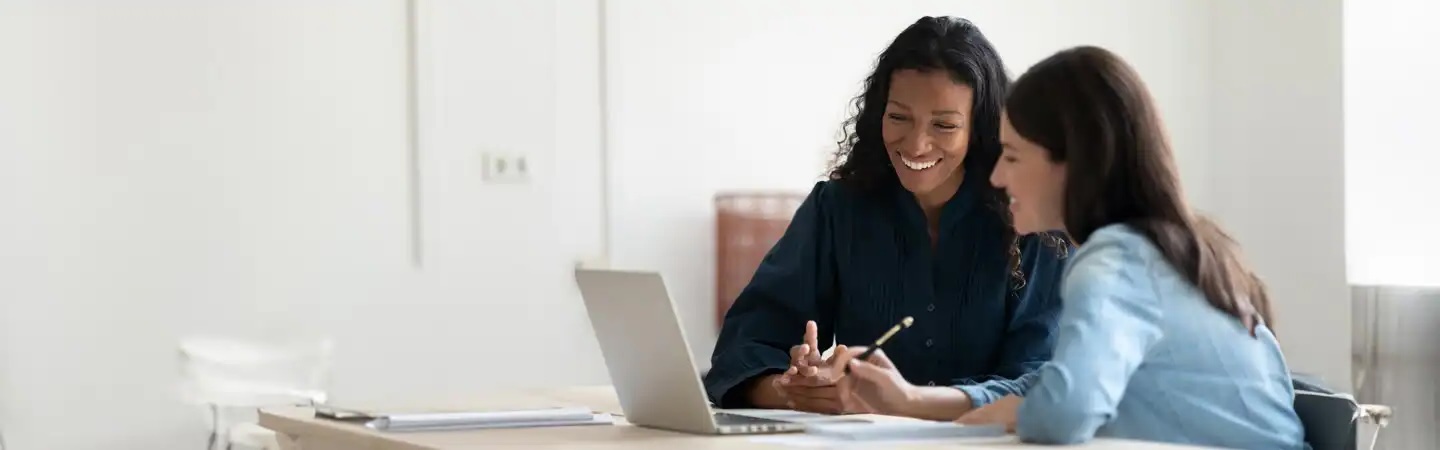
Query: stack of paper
317 406 614 432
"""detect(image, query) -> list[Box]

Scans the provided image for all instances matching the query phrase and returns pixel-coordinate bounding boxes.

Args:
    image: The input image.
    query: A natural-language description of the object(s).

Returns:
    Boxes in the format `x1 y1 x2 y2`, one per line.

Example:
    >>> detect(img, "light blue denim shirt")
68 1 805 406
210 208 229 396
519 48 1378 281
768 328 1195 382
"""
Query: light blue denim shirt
1015 224 1308 449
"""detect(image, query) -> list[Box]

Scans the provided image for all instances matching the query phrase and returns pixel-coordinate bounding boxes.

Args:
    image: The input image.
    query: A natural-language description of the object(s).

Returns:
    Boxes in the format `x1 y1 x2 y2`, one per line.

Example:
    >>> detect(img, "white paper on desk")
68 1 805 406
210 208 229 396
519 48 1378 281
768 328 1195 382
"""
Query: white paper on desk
366 407 603 431
806 421 1006 440
752 422 1009 447
750 434 1013 448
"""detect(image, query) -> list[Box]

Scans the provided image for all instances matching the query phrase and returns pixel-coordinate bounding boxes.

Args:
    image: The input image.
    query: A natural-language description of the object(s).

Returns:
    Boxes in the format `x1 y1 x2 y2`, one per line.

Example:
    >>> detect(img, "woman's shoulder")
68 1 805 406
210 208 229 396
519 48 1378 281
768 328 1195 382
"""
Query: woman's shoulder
805 180 843 204
804 179 893 213
1062 224 1162 294
1073 224 1160 263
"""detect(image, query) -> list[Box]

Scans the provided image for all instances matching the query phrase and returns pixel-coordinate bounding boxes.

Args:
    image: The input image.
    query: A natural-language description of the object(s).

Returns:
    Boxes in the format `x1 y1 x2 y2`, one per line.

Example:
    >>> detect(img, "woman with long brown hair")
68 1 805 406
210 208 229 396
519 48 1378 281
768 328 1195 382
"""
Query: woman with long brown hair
929 45 1306 447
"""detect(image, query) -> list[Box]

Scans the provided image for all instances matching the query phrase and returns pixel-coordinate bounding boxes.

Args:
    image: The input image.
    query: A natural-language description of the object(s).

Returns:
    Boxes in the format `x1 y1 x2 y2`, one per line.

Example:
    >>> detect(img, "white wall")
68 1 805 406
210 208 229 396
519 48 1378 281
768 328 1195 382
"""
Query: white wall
604 0 1353 391
1343 0 1440 288
604 0 1215 365
0 1 1361 447
1208 0 1352 388
0 1 607 448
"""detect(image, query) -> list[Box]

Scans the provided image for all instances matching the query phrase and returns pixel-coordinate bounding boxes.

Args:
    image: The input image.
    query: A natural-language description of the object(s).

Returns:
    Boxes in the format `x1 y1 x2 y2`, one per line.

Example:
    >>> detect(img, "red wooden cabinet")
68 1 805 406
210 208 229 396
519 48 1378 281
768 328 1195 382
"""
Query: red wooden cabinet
714 192 804 328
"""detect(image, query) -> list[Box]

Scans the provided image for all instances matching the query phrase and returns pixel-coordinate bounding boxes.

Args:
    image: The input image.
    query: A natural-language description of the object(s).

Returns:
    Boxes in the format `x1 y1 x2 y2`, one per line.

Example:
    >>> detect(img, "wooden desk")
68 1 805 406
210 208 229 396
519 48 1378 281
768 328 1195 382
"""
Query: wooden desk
258 386 1212 450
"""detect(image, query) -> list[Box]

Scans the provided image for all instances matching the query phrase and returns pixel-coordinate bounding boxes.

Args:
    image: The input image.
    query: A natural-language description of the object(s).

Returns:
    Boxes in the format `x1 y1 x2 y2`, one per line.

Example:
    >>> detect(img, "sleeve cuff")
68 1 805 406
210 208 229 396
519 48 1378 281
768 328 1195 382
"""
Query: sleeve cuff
704 357 787 408
953 384 995 410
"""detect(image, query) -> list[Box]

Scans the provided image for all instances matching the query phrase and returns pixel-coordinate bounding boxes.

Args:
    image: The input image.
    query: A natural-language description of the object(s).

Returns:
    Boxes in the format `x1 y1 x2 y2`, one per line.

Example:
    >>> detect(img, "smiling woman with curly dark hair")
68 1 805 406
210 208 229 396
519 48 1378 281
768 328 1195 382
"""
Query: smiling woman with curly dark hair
703 16 1071 421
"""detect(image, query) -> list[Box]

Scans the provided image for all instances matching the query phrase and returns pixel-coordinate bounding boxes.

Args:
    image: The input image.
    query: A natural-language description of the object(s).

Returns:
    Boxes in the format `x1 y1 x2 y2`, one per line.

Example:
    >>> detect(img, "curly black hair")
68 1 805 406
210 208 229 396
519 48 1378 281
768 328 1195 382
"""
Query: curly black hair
827 16 1031 292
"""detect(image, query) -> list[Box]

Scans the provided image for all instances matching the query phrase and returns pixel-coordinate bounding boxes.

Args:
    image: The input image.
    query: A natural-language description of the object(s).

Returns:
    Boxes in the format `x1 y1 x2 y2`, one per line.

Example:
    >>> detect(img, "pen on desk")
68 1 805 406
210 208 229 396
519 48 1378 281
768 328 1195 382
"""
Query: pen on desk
844 316 914 374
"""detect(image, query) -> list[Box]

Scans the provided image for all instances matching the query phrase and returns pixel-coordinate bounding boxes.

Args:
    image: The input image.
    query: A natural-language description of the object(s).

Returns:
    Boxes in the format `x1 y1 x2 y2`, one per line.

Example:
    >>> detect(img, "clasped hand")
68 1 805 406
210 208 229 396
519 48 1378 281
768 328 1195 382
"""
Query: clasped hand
766 320 854 414
764 321 918 416
758 321 1018 425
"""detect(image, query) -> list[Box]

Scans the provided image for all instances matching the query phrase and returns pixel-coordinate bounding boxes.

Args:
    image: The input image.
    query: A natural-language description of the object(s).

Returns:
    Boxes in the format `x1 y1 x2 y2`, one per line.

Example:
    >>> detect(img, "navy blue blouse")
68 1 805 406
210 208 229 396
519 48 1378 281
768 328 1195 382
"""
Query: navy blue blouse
703 174 1068 409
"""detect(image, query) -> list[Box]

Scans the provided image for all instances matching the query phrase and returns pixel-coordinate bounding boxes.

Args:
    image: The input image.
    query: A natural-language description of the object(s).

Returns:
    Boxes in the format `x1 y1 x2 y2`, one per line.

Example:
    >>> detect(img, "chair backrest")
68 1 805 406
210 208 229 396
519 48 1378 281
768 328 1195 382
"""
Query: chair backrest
1295 390 1360 450
178 336 334 407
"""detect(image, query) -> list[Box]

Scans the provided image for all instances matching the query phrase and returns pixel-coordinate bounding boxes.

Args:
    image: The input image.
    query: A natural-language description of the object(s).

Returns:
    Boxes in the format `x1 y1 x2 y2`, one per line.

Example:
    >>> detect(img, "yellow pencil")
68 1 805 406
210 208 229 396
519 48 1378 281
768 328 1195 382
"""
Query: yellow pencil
845 316 914 373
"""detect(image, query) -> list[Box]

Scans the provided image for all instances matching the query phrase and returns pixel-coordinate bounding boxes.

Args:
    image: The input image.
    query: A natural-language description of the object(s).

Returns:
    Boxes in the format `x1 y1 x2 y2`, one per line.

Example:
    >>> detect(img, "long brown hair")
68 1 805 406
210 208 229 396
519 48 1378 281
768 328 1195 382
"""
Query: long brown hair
1005 46 1272 334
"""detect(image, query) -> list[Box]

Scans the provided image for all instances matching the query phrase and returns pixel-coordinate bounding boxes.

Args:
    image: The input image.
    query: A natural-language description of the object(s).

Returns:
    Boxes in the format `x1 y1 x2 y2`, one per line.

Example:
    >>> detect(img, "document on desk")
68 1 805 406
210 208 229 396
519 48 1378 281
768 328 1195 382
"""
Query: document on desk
316 405 614 432
751 421 1008 447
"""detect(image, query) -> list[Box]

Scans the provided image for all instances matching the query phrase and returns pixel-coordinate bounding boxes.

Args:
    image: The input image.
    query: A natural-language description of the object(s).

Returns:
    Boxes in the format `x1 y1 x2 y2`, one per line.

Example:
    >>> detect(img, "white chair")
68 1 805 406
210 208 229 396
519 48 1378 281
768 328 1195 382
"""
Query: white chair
178 336 333 450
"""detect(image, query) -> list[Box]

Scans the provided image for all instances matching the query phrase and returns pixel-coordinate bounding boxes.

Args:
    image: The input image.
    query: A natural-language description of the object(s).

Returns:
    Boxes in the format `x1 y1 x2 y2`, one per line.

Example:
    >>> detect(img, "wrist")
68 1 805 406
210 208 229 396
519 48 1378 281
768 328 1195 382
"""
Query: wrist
747 374 785 408
901 385 973 421
896 382 927 416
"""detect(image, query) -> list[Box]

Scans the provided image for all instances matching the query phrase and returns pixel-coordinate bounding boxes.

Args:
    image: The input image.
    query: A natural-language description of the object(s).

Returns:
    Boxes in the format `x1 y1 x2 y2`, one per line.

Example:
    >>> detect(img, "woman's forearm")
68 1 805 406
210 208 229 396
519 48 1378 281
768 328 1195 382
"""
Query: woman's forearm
744 374 790 409
900 386 974 420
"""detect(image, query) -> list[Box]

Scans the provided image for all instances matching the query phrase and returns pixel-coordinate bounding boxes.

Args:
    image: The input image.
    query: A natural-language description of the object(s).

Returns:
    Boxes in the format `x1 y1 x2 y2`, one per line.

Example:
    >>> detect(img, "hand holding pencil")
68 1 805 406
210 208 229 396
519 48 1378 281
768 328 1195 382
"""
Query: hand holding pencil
830 316 919 416
844 316 914 374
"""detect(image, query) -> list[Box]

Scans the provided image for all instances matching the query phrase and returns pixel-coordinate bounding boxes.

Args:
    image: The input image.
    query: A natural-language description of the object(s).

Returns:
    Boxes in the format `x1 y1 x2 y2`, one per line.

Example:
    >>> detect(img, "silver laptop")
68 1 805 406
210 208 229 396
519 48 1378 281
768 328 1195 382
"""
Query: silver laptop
574 268 807 435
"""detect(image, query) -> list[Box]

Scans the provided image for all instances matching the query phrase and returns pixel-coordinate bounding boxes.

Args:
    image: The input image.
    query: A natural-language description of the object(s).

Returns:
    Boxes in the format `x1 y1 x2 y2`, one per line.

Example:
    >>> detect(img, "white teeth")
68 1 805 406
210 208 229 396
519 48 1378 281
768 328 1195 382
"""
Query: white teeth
900 155 939 171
